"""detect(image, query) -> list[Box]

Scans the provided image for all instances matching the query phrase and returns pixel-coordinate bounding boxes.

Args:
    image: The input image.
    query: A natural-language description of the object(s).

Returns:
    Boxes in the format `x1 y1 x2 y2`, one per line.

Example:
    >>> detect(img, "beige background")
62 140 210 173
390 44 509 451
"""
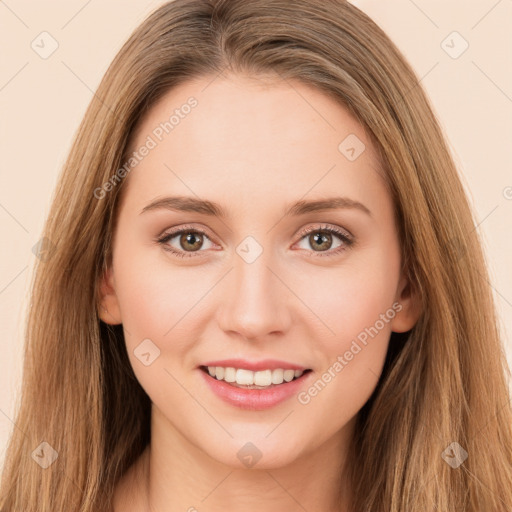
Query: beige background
1 0 511 468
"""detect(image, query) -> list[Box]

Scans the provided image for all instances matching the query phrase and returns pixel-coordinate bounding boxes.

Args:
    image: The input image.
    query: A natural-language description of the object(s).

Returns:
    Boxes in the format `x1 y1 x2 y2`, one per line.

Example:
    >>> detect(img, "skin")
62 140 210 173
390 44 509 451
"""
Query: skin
99 73 420 512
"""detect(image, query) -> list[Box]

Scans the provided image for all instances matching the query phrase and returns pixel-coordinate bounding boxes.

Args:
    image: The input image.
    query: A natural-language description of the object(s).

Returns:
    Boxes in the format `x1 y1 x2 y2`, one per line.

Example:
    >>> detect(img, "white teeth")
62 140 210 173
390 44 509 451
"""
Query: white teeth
283 369 295 382
236 368 254 385
224 367 236 382
205 366 305 387
271 368 284 385
254 370 272 386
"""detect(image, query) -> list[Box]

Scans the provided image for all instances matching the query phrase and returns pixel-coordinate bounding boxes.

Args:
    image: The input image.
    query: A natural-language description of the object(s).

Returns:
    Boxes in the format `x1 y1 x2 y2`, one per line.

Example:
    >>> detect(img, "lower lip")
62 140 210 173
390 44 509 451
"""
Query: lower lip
198 368 312 410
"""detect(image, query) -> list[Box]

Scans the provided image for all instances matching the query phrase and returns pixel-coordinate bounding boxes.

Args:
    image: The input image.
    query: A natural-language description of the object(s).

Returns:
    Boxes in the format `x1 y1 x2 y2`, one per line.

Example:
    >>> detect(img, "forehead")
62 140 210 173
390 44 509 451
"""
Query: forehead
121 74 387 214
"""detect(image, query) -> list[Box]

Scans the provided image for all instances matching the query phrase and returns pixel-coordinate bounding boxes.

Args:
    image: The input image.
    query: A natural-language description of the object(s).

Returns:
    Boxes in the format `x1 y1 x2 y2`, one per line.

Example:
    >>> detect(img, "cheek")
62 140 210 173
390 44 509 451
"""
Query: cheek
293 274 396 429
111 247 212 405
294 246 400 400
112 242 210 353
302 258 400 346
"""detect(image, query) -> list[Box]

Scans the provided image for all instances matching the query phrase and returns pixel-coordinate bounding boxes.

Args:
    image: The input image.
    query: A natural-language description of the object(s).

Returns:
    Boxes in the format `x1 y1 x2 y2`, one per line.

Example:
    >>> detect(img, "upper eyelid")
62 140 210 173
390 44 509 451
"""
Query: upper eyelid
158 225 216 244
296 223 353 240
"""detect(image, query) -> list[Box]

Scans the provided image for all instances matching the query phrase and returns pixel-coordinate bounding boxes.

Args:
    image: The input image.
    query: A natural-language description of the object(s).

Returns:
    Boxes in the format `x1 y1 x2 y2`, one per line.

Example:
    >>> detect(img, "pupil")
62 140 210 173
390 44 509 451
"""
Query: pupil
312 232 331 251
182 232 202 251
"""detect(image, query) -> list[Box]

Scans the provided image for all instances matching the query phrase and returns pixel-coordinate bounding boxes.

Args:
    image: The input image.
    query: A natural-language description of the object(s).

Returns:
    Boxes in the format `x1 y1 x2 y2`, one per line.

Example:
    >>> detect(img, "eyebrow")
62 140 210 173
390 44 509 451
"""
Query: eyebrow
139 195 372 218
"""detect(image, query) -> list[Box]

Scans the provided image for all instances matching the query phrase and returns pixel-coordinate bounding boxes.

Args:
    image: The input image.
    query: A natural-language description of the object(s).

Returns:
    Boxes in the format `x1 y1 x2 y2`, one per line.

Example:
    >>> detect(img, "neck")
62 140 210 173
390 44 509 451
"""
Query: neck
114 405 355 512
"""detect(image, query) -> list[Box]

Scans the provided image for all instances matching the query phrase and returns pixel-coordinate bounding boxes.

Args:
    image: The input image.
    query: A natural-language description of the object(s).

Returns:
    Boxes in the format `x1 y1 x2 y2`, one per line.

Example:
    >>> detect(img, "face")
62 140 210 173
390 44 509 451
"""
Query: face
99 73 418 469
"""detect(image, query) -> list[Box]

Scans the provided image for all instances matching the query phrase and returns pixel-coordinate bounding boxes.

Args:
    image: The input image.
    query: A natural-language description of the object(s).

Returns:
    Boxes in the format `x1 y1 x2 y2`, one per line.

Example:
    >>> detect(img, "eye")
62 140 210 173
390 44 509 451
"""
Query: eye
156 223 354 259
294 224 354 258
156 225 215 258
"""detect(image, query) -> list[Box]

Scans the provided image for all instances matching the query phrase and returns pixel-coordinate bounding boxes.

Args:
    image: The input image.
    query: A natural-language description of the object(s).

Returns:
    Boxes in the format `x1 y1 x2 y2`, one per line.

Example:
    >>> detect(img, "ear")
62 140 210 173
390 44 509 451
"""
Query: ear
390 272 421 333
97 266 123 325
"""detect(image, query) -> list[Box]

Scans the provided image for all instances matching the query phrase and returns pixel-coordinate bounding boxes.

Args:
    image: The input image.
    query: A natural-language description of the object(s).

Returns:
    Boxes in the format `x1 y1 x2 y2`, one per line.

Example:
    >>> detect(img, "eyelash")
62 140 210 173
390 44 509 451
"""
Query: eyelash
156 224 354 259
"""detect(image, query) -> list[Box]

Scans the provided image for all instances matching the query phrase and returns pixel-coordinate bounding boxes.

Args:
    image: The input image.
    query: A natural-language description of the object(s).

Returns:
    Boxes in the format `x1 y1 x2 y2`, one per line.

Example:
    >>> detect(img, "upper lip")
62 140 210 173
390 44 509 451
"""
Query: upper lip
200 359 309 372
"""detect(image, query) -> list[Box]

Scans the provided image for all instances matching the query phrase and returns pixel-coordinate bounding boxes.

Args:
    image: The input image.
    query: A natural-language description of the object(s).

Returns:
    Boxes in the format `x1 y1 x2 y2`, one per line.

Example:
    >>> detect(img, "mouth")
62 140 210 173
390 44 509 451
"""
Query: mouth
199 365 313 390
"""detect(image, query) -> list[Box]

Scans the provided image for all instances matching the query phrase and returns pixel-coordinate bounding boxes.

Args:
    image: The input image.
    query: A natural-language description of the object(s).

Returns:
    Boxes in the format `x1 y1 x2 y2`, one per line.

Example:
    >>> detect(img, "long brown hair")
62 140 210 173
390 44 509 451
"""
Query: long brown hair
2 0 511 510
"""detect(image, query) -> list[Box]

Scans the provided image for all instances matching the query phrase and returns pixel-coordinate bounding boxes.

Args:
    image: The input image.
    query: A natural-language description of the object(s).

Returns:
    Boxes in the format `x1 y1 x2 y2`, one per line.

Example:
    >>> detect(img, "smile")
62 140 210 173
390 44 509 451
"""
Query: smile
198 365 313 410
201 365 310 388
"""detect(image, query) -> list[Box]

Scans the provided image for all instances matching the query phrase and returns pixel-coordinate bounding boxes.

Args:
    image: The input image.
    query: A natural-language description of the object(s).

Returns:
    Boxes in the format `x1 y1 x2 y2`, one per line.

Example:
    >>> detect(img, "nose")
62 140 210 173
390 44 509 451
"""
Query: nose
216 249 292 341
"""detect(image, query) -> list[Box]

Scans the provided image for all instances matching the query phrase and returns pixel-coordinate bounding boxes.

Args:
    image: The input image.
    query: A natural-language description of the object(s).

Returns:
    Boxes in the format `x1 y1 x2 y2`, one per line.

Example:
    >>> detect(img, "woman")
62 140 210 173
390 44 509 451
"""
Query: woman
1 0 511 510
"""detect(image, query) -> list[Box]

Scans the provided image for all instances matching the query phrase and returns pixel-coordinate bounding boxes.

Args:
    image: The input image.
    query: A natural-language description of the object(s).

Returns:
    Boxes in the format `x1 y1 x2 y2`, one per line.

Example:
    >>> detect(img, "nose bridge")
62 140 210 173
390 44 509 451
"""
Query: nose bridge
217 244 290 339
